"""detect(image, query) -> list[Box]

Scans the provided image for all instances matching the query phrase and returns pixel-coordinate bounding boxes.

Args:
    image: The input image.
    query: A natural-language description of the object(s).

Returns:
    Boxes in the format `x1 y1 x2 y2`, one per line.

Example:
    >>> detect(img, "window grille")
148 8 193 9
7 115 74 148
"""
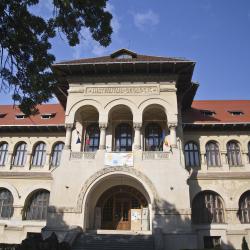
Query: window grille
0 142 8 166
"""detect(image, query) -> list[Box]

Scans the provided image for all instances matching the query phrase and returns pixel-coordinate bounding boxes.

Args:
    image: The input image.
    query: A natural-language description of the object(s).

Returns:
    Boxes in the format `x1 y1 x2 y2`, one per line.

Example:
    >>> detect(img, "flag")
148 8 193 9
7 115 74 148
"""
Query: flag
76 131 81 144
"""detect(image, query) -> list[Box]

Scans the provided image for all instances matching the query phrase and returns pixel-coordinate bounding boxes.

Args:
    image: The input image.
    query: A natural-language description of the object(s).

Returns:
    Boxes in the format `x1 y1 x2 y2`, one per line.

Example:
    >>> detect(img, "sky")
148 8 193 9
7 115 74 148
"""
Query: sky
1 0 250 104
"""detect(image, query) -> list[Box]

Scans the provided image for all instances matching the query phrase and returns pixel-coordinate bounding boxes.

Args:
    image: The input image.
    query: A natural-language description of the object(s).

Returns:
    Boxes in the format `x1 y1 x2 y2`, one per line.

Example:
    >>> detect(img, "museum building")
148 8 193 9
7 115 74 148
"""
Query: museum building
0 49 250 250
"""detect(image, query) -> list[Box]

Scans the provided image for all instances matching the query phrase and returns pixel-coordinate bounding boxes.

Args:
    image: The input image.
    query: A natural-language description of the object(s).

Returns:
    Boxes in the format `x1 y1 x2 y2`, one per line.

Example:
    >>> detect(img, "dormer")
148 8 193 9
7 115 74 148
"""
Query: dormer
110 49 137 59
41 113 56 119
15 113 27 119
0 113 7 118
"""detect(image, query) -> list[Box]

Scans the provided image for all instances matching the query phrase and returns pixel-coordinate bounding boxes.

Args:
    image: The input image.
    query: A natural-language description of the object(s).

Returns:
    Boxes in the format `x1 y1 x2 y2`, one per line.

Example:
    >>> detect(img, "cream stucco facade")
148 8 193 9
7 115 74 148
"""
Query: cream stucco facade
0 49 250 250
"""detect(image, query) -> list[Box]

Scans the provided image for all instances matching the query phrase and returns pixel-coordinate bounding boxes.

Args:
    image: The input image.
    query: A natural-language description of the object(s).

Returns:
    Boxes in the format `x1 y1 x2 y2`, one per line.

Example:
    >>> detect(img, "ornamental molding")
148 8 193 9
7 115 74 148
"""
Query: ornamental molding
99 123 108 129
133 123 142 129
65 123 74 129
189 172 250 180
85 85 159 96
168 122 178 128
49 166 160 214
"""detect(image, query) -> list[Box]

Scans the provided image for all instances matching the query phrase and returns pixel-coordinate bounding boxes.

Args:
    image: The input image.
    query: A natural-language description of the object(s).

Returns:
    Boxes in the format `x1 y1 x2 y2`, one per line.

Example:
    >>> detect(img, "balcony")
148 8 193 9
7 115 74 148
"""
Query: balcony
69 150 171 168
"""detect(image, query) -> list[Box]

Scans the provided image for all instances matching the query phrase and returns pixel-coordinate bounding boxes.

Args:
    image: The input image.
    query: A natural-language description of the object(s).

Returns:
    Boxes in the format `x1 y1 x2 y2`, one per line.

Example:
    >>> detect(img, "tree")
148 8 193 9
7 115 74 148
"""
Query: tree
0 0 112 115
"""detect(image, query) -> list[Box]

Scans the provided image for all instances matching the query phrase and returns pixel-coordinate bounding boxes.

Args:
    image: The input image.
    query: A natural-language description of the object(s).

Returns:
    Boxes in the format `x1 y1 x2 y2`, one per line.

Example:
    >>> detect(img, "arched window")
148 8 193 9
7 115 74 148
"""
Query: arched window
31 142 46 167
50 142 64 167
115 123 132 152
192 191 225 224
184 141 200 167
0 142 8 166
239 191 250 223
24 190 50 220
206 141 221 167
85 124 100 152
145 123 163 151
0 188 14 219
227 140 241 166
12 142 27 167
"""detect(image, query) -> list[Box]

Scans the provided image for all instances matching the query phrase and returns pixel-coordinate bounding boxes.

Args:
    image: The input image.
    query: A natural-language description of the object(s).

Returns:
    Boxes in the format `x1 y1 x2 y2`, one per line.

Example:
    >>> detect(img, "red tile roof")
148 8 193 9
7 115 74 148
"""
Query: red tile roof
183 100 250 124
1 100 250 126
0 104 65 126
54 48 191 65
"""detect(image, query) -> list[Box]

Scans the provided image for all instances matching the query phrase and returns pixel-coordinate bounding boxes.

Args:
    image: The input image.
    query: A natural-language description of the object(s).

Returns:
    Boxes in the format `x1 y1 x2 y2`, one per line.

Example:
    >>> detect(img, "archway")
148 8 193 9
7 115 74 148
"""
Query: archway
84 173 152 231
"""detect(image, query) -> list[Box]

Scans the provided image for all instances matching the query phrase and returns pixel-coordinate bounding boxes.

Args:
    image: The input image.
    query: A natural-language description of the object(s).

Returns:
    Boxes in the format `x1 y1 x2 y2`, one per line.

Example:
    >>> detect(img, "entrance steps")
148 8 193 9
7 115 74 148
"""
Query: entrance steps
72 232 155 250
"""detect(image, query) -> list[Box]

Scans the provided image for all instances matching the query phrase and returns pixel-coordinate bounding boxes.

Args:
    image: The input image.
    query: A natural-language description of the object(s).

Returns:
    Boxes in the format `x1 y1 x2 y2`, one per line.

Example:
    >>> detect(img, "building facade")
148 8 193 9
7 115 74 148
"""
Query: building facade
0 49 250 250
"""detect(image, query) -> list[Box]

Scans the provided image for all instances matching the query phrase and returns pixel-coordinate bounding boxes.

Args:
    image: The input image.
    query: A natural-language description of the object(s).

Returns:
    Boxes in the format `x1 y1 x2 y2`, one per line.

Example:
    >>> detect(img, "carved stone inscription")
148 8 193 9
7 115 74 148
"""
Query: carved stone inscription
85 85 159 95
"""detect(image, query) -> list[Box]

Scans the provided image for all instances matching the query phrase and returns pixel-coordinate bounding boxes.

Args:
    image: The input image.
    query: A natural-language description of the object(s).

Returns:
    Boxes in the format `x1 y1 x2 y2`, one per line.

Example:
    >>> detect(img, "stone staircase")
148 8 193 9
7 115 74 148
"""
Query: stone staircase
72 233 155 250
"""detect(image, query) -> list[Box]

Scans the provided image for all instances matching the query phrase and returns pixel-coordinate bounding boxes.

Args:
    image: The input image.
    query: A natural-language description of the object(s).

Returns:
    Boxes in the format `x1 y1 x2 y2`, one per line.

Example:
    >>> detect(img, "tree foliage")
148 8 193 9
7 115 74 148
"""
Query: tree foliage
0 0 112 115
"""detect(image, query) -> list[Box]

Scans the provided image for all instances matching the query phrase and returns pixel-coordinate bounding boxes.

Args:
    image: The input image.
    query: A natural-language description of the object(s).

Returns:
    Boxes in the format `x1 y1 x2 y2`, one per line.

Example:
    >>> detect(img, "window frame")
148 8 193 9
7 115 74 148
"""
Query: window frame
12 142 27 167
227 140 242 166
0 188 14 219
31 142 46 167
115 123 132 152
239 191 250 224
24 189 50 221
184 141 200 168
84 123 100 152
144 123 163 151
0 142 8 167
205 141 221 167
50 142 64 167
192 191 225 224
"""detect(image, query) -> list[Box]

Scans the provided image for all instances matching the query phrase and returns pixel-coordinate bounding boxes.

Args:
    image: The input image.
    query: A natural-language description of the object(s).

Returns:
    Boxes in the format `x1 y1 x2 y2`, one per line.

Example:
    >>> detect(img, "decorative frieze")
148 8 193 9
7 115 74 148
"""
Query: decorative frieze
85 85 159 96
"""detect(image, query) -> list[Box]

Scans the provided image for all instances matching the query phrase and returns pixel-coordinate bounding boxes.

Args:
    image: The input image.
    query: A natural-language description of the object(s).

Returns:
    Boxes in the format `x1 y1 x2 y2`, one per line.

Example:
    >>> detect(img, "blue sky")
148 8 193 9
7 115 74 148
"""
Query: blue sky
1 0 250 104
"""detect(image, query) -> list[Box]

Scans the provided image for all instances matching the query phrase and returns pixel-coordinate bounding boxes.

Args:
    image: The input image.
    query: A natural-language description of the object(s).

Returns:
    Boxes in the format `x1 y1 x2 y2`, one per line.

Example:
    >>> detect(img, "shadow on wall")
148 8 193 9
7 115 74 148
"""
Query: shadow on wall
15 206 82 250
151 167 236 250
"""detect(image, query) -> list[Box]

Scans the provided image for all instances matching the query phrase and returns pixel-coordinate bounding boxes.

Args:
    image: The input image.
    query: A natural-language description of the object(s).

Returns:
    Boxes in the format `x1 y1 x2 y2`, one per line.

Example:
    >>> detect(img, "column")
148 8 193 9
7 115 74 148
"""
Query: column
65 123 74 150
169 123 177 148
133 123 142 150
99 123 107 150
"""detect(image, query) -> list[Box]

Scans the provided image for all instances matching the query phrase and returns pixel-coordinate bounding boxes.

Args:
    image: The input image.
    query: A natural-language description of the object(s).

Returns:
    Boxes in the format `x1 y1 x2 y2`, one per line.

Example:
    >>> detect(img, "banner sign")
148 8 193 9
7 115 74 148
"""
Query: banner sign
105 152 133 167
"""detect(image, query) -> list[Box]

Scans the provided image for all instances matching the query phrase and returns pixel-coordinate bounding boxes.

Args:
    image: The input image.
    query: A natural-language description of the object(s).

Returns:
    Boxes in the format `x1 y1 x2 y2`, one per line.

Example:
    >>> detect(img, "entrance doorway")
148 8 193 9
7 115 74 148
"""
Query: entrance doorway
96 185 148 230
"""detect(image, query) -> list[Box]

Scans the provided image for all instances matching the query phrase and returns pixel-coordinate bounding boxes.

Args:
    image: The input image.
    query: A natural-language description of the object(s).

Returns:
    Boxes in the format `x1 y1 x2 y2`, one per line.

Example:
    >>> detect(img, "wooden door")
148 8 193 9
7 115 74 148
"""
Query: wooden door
114 198 131 230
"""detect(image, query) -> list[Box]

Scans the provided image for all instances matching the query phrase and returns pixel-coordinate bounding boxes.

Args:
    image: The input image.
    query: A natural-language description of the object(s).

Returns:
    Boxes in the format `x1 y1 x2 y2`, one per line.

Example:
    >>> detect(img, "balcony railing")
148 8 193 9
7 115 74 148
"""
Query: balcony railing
142 151 170 160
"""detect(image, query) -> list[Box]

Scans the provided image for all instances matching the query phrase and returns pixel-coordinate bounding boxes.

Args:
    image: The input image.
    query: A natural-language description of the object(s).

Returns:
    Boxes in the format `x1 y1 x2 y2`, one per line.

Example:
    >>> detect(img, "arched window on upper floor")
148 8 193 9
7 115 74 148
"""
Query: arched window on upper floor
24 189 50 220
31 142 46 167
84 123 100 152
0 188 14 219
115 123 132 152
0 142 8 166
205 141 221 167
227 140 242 166
12 142 27 167
239 191 250 223
50 142 64 167
192 191 225 224
145 123 163 151
184 141 200 168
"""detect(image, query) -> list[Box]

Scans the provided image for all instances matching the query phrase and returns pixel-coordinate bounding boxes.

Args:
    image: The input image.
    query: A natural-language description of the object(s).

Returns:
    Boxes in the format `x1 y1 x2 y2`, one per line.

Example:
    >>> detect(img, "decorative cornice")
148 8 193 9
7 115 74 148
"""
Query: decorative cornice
189 172 250 180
